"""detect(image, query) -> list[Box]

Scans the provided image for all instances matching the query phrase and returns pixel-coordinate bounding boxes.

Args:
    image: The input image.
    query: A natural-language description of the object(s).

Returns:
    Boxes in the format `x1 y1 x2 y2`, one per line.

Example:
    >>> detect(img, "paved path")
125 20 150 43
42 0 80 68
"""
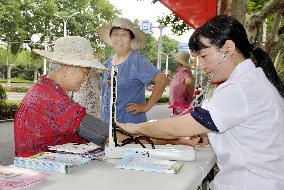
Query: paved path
0 121 14 165
0 104 171 165
6 92 26 100
1 82 34 88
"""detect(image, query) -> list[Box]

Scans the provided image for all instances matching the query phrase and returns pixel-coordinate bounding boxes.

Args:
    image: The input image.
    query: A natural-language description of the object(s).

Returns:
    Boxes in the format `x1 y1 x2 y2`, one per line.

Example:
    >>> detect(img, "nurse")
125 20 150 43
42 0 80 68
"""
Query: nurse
119 15 284 190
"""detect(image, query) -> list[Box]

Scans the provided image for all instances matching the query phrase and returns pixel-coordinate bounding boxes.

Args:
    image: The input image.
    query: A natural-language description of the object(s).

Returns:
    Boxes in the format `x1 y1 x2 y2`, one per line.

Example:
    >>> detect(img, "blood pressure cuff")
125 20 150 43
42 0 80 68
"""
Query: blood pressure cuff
190 107 219 132
76 114 109 146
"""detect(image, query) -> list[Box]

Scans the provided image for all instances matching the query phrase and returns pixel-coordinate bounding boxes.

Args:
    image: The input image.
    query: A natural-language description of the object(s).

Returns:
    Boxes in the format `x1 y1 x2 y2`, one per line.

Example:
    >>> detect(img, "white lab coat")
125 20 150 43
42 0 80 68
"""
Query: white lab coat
202 59 284 190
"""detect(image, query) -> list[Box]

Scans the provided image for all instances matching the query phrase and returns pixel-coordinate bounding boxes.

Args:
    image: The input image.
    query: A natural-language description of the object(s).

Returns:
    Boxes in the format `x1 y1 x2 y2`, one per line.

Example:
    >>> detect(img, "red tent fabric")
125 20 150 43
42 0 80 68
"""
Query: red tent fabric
158 0 217 29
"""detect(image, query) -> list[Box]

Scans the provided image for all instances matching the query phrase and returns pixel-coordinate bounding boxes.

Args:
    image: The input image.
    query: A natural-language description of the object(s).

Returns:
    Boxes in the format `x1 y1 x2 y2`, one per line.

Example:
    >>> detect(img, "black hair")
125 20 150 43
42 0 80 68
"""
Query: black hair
251 48 284 97
109 27 135 39
188 15 284 97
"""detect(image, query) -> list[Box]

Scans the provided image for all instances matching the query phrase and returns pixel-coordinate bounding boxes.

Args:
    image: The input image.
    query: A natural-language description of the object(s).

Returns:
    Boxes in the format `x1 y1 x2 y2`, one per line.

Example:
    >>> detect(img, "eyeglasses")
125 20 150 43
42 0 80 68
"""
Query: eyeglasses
110 65 155 149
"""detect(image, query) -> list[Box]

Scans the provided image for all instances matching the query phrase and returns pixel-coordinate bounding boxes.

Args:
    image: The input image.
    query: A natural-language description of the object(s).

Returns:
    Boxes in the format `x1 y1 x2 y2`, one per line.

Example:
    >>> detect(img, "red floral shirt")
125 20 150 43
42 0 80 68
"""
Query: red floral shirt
14 76 87 157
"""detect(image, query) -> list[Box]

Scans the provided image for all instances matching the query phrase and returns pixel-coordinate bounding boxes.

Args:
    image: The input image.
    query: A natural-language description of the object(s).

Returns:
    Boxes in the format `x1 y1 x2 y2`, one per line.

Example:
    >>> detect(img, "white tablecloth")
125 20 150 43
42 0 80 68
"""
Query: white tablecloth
29 146 216 190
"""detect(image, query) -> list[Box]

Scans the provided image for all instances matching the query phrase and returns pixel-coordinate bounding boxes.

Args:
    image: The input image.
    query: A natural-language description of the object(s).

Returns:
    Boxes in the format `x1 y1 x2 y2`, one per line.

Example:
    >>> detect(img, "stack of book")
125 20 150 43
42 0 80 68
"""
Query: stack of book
115 150 183 174
14 152 93 174
0 165 50 189
14 142 105 174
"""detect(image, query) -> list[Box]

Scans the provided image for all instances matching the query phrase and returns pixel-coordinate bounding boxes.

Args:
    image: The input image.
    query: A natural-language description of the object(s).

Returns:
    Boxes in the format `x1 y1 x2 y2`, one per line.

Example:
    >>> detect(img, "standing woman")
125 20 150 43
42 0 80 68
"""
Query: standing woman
120 16 284 189
97 18 168 124
169 51 194 115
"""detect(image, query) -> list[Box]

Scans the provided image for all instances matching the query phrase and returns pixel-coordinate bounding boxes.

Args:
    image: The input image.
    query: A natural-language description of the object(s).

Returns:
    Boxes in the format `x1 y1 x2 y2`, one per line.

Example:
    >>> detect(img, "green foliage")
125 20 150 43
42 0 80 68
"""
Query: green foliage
140 33 158 66
140 33 179 72
247 0 268 13
0 0 25 41
11 65 35 80
145 95 169 103
157 14 191 36
0 85 7 101
0 100 19 120
0 78 33 83
0 0 119 65
3 86 29 93
161 35 179 72
15 50 34 66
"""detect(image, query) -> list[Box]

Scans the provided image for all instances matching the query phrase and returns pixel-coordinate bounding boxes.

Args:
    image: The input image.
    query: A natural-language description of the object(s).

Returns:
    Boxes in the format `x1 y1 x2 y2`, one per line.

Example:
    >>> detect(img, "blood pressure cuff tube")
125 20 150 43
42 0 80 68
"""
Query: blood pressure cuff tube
76 114 109 146
190 107 219 132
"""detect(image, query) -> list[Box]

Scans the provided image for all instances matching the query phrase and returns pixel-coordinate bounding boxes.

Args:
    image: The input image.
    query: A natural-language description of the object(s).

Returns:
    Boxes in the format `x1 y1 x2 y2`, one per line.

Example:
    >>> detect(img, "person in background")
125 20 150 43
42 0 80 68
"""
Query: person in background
119 15 284 189
169 50 194 115
14 36 108 157
73 69 102 118
97 17 168 124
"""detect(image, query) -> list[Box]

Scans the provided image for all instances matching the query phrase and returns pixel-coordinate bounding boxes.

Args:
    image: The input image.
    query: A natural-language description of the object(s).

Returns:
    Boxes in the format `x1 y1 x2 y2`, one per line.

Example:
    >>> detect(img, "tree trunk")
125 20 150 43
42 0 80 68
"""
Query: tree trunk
5 43 10 86
217 0 247 24
245 0 284 43
264 9 282 56
7 65 11 86
34 68 38 83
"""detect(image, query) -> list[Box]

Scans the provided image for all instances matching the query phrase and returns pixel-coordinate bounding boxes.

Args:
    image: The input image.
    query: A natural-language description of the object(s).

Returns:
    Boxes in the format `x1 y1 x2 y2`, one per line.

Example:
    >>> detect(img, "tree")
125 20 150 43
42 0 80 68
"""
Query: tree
0 0 119 80
140 33 158 65
160 35 178 72
220 0 284 83
141 34 178 72
156 0 284 82
0 0 26 85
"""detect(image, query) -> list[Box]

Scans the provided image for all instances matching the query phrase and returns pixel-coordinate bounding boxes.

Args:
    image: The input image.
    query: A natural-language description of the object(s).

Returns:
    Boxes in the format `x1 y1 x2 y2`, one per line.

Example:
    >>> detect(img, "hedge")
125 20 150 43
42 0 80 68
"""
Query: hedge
0 85 7 101
145 95 169 103
3 86 29 93
0 78 34 84
0 101 19 120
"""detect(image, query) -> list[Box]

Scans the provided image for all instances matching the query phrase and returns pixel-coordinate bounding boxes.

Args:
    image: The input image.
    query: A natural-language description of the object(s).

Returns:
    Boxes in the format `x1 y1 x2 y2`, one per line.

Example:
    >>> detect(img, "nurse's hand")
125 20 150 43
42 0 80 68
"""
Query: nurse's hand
196 134 209 147
117 122 140 135
126 103 147 114
176 136 201 147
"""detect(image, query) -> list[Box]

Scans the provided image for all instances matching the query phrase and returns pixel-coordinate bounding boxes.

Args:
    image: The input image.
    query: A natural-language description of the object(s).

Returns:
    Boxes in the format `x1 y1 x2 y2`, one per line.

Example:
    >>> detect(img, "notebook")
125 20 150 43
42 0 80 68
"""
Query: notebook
115 149 183 174
0 165 50 189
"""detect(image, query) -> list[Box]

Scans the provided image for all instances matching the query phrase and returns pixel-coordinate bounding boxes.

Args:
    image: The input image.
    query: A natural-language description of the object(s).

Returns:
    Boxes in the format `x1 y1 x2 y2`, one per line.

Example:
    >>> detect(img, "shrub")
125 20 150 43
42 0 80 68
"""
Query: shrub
0 101 19 120
157 96 169 103
3 86 29 93
145 95 169 103
0 85 7 101
0 78 33 83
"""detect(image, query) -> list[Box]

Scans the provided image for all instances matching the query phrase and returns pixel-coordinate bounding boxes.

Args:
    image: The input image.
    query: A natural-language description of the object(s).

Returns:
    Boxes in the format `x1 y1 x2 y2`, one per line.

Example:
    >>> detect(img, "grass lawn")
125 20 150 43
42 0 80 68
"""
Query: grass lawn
0 78 33 84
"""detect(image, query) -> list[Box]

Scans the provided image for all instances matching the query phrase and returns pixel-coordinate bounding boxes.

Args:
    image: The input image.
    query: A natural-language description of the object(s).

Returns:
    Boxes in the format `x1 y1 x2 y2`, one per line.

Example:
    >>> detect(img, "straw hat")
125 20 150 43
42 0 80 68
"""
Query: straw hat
33 36 105 70
97 17 146 49
171 51 192 68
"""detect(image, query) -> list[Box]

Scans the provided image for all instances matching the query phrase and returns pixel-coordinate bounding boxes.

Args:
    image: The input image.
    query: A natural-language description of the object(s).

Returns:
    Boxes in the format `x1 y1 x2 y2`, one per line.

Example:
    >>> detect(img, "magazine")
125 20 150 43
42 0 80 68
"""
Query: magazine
115 149 183 174
0 165 50 189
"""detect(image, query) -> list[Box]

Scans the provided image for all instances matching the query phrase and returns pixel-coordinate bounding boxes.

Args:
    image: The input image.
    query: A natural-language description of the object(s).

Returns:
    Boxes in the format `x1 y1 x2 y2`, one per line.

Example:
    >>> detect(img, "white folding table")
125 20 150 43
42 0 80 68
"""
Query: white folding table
29 146 216 190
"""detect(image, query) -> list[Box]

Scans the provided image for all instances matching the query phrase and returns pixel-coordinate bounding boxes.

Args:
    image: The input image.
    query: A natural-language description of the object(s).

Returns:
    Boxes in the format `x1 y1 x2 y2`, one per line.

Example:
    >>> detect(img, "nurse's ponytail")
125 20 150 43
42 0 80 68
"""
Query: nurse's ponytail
251 47 284 98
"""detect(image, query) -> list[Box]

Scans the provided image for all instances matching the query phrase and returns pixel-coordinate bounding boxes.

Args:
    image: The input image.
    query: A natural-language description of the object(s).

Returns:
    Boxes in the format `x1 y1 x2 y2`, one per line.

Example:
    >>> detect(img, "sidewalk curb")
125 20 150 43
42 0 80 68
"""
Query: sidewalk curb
0 119 14 123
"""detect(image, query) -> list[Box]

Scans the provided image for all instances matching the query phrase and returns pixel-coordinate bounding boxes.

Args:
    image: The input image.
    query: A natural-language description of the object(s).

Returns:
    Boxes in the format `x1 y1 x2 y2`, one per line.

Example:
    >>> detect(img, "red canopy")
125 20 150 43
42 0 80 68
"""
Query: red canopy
158 0 217 29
